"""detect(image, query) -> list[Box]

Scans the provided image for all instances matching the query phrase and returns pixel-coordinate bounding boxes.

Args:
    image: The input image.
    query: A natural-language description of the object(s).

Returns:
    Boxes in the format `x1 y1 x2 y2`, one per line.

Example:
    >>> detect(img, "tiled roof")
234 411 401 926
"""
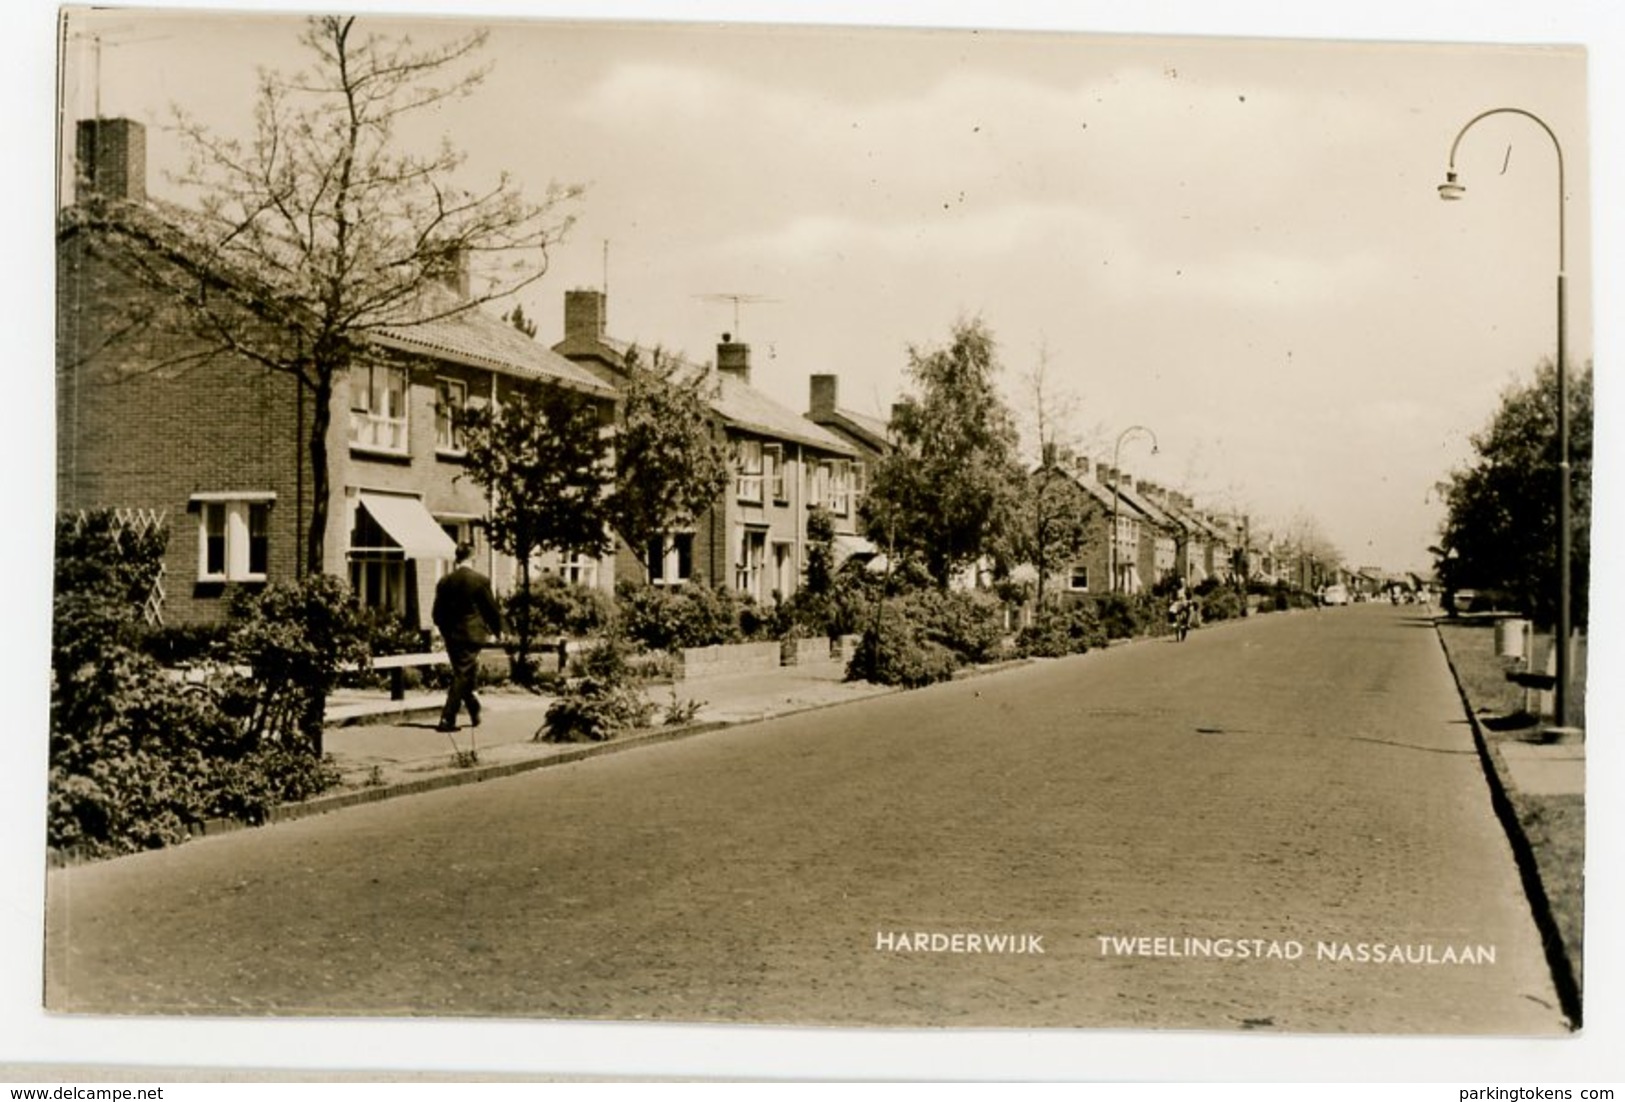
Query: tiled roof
814 406 892 453
714 373 856 456
61 197 611 396
372 287 613 396
555 331 855 456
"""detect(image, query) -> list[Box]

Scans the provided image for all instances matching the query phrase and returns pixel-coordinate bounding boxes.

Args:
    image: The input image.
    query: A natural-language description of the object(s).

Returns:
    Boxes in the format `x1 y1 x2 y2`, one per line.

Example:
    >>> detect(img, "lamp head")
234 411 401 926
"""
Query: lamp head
1438 170 1465 201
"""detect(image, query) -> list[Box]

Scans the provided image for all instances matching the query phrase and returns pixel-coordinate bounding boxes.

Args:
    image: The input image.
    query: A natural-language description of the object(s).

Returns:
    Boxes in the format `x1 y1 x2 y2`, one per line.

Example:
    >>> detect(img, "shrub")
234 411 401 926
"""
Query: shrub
1198 585 1244 623
1016 602 1107 657
49 513 351 857
846 603 958 688
910 587 1005 663
226 575 372 750
616 580 744 651
506 574 613 640
1093 592 1144 639
138 622 232 666
541 636 655 742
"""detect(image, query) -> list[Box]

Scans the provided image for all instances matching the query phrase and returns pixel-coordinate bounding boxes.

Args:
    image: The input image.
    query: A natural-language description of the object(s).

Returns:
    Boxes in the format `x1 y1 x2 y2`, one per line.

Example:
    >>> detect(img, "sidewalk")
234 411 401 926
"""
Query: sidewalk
303 663 902 818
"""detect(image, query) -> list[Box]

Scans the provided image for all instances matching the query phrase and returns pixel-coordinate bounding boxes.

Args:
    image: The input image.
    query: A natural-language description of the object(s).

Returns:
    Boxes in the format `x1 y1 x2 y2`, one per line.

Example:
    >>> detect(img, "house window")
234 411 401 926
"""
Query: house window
647 532 694 586
348 505 406 614
735 438 764 503
829 459 851 516
851 459 867 507
1069 564 1090 592
809 461 831 507
350 362 409 453
559 554 600 589
763 444 786 502
436 377 467 454
734 527 766 597
195 497 272 582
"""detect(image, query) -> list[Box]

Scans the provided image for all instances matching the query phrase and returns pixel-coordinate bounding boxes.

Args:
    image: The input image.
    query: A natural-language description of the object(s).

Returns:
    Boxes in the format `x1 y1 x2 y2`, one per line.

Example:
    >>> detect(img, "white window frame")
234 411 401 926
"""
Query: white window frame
560 553 600 589
649 532 694 586
763 444 786 503
435 377 468 455
735 438 764 503
809 460 831 508
829 459 851 516
734 526 766 596
193 494 274 582
1068 563 1090 592
350 362 410 454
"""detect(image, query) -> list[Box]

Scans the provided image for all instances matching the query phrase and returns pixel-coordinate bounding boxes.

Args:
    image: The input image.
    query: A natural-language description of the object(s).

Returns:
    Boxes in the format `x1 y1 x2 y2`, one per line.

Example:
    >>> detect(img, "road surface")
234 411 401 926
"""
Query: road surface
45 603 1566 1032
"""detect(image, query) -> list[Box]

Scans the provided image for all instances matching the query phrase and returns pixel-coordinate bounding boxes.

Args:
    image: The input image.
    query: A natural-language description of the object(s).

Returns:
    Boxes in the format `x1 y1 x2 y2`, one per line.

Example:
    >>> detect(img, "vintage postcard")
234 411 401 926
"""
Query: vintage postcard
22 0 1616 1081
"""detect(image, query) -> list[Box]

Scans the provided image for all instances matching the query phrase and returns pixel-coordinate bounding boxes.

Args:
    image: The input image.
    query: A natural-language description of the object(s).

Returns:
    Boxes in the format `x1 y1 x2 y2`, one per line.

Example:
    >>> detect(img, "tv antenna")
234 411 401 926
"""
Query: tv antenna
694 292 780 337
65 22 171 118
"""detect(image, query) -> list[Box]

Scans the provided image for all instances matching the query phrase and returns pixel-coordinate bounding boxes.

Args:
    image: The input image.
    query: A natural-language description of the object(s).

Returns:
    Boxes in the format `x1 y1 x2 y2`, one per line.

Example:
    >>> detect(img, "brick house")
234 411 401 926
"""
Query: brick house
1022 454 1119 604
804 373 891 562
57 117 617 630
554 289 859 603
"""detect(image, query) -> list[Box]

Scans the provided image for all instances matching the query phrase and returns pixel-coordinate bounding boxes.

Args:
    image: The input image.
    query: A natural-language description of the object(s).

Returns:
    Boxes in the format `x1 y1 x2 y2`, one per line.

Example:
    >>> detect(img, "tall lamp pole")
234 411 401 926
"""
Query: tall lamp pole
1109 425 1159 593
1438 107 1572 732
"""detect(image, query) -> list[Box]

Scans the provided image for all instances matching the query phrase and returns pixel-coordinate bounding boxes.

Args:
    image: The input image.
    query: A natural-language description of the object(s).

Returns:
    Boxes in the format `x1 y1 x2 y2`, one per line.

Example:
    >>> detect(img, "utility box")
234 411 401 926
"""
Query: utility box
1495 617 1530 660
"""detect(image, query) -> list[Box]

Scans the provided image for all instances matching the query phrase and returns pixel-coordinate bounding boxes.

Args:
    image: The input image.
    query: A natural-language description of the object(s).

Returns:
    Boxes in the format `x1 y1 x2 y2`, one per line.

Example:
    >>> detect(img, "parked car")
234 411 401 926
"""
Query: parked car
1322 584 1349 606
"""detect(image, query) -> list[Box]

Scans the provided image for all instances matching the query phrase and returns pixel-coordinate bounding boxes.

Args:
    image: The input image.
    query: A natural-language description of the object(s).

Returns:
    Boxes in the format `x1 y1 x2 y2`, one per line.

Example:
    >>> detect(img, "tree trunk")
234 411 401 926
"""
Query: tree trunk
306 373 333 578
514 549 534 687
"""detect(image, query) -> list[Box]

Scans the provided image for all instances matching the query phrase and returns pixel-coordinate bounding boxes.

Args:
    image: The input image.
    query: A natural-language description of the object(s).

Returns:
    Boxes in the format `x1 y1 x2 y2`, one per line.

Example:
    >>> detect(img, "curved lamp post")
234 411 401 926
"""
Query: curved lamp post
1109 424 1159 593
1438 106 1572 732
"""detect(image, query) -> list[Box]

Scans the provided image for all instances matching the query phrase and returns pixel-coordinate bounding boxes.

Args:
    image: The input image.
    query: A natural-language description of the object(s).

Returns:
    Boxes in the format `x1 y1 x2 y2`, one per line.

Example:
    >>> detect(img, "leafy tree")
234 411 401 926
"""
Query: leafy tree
457 383 614 682
606 346 730 578
1436 359 1593 625
861 318 1026 589
1021 456 1101 614
80 16 581 573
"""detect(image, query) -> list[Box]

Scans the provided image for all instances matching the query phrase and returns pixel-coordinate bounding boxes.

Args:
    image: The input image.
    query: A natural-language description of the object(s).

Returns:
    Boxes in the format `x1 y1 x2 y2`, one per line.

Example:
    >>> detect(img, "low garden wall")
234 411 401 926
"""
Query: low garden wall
676 641 782 681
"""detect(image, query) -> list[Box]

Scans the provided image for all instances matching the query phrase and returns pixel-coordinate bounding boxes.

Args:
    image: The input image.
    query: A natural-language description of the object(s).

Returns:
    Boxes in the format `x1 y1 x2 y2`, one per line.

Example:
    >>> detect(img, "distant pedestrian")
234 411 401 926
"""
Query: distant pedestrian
433 542 503 733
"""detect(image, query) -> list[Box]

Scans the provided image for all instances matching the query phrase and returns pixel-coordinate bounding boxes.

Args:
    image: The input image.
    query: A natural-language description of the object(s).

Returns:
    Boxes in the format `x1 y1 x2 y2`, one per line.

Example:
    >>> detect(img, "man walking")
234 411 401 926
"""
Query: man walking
432 542 503 733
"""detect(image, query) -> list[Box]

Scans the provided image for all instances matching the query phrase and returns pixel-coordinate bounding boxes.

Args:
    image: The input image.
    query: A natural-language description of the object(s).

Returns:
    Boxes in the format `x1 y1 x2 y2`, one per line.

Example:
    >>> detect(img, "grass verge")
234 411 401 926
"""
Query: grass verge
1435 617 1584 1019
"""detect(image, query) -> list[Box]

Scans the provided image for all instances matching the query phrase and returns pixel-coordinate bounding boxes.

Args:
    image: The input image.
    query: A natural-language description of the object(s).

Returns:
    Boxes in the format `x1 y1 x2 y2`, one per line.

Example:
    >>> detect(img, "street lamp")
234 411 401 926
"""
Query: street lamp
1109 424 1159 593
1437 106 1574 733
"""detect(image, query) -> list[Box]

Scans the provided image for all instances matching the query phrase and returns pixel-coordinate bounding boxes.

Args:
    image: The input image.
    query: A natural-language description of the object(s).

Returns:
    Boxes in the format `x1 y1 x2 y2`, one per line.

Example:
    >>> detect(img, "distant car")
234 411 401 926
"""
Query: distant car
1322 584 1349 606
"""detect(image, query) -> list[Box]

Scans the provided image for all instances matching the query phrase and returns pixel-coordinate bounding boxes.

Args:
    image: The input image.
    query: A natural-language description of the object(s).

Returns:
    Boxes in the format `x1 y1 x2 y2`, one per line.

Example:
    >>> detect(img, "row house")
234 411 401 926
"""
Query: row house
553 289 860 605
57 117 617 631
805 372 892 562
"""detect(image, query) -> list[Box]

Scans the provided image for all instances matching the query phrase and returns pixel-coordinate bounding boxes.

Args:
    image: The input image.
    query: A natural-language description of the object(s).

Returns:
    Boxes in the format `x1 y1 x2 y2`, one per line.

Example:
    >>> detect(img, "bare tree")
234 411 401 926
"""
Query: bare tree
82 16 582 573
1015 342 1096 612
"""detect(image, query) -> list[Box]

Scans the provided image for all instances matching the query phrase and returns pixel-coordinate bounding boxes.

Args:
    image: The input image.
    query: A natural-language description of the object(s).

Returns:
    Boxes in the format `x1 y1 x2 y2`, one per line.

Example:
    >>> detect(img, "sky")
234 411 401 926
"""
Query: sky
52 3 1599 576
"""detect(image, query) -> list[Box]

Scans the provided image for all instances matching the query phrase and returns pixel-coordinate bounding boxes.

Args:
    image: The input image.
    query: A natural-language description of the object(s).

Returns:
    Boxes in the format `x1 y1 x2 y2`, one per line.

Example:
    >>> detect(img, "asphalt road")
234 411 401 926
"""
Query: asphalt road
45 603 1566 1033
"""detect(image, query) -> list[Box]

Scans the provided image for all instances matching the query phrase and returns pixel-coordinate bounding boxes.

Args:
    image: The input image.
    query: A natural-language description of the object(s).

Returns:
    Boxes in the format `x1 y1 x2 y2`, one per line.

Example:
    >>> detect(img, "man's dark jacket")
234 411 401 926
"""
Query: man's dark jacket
433 566 502 647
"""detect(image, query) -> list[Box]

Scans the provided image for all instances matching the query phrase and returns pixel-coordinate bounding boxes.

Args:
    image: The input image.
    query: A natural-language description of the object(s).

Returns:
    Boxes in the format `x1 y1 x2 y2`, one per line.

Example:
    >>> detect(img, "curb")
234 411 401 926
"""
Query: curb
263 681 913 829
1433 621 1582 1031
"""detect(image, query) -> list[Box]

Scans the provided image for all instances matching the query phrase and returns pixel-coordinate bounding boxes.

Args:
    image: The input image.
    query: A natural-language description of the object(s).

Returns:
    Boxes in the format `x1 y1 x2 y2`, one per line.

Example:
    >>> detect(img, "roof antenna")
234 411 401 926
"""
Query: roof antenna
694 292 780 338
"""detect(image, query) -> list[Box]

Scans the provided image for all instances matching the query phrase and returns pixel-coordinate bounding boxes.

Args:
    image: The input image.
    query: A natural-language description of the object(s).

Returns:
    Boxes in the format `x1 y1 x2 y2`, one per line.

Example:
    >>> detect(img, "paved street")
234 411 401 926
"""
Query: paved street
44 604 1565 1032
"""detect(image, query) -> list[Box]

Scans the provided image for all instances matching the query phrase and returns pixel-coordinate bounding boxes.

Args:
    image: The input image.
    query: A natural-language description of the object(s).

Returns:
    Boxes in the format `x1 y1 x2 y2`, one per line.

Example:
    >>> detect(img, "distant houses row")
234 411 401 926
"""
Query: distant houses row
58 117 1349 635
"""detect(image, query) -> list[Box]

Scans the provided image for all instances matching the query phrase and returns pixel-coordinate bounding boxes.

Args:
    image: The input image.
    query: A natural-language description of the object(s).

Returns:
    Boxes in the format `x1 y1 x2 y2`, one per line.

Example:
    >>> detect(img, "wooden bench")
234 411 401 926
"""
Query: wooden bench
370 651 449 700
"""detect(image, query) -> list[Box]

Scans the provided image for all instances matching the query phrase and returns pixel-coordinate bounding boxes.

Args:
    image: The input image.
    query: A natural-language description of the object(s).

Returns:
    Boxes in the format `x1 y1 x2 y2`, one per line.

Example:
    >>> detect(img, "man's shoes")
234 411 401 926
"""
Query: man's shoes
469 707 482 728
436 722 457 733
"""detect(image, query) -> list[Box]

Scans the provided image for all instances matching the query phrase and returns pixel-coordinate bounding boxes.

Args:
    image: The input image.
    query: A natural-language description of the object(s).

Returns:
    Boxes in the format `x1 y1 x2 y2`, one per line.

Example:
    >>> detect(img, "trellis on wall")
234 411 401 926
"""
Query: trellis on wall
64 507 169 626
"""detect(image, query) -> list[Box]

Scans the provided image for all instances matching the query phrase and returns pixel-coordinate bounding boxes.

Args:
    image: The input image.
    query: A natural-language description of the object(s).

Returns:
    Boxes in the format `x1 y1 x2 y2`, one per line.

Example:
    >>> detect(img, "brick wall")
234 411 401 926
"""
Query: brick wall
57 232 312 625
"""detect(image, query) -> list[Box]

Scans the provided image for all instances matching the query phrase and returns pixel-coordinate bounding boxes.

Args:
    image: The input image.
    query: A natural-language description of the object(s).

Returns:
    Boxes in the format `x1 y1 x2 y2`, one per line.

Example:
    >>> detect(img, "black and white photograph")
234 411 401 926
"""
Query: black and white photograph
10 0 1623 1083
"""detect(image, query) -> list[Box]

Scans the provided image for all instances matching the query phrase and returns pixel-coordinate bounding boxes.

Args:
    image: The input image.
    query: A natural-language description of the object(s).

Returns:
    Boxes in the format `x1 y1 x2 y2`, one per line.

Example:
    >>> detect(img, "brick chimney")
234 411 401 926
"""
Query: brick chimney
809 374 838 417
430 243 470 298
564 289 607 342
1071 455 1092 480
717 333 750 384
76 118 146 203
